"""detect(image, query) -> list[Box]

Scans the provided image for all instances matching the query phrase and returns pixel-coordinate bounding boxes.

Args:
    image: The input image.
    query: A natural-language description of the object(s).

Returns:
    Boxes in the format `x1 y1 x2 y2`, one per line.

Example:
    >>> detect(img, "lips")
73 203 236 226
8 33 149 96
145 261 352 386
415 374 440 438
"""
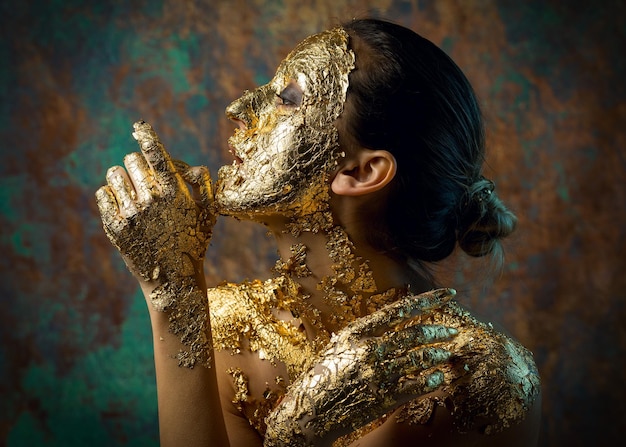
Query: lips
228 139 244 165
231 150 244 165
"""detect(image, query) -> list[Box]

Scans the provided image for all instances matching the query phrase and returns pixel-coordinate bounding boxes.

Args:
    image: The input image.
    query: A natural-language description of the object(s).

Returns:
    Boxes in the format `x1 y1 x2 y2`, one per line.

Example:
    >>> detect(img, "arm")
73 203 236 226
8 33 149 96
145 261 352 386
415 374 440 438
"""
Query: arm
264 288 459 447
95 121 229 446
141 273 229 446
265 288 541 447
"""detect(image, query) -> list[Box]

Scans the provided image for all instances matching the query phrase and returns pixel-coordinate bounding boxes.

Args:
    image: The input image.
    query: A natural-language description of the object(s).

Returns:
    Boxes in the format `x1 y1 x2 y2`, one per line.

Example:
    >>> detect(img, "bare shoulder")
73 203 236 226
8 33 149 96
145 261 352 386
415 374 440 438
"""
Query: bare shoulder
208 279 313 441
426 300 542 436
409 299 540 446
208 277 313 379
340 299 542 447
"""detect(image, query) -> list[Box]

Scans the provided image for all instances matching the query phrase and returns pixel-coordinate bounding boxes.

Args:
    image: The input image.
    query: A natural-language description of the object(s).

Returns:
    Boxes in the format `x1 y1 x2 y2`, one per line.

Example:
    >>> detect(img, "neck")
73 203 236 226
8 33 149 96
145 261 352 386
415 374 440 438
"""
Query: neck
265 211 433 337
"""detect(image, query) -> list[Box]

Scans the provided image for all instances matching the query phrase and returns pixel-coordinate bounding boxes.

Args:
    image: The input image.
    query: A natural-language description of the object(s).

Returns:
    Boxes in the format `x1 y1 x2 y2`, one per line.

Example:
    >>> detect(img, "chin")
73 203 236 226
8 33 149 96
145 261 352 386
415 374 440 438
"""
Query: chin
214 188 283 221
214 168 333 224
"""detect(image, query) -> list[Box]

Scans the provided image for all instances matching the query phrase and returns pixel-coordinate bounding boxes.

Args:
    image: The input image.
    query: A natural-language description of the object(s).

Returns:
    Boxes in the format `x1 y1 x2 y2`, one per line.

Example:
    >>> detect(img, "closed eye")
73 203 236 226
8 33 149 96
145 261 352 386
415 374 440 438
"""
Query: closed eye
276 93 296 106
276 81 303 107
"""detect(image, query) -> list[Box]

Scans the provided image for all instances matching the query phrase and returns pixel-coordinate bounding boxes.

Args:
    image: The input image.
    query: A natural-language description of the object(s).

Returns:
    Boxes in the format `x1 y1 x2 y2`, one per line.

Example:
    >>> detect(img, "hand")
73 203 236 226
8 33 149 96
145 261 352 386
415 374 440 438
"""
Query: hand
264 288 458 446
95 121 215 310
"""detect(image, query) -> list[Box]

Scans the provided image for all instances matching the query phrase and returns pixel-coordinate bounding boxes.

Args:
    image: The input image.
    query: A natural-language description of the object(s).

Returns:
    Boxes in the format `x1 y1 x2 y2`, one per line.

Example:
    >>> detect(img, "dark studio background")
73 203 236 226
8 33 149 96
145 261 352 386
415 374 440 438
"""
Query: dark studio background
1 1 624 446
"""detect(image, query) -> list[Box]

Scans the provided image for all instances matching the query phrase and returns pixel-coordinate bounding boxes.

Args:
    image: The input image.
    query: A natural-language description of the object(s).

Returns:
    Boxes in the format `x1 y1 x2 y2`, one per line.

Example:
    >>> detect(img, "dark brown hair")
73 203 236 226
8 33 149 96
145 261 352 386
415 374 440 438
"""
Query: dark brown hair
341 18 517 264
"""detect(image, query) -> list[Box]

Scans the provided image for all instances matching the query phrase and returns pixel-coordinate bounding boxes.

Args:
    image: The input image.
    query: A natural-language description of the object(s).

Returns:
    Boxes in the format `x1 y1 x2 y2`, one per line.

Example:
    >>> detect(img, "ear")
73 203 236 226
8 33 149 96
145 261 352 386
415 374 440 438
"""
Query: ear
331 149 397 196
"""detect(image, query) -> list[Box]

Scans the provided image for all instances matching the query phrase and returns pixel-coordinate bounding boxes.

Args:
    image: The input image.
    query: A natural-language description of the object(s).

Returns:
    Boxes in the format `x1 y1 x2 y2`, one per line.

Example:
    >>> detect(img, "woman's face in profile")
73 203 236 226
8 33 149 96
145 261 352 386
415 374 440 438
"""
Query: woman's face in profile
215 28 355 219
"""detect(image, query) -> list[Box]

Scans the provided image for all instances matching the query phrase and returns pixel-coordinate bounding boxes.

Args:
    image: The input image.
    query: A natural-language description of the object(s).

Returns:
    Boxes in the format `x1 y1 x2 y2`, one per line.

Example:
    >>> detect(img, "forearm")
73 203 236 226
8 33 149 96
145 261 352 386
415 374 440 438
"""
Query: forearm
96 121 225 445
149 310 228 446
142 270 229 446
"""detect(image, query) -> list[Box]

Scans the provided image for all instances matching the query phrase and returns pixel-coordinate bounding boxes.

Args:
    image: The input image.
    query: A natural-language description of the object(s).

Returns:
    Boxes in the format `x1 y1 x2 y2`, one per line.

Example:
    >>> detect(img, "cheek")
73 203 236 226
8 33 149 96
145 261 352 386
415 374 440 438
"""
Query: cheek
269 112 306 149
303 102 339 141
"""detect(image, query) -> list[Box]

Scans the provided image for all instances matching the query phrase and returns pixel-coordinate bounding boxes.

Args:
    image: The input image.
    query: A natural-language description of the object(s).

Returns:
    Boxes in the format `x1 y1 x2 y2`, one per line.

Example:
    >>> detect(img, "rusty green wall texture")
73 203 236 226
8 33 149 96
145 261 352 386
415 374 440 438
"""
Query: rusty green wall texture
1 1 624 446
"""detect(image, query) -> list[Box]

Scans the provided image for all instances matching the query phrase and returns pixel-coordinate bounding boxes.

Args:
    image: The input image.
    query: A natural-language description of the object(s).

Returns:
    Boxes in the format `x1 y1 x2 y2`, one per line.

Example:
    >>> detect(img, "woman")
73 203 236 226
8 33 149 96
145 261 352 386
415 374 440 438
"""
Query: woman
96 18 541 446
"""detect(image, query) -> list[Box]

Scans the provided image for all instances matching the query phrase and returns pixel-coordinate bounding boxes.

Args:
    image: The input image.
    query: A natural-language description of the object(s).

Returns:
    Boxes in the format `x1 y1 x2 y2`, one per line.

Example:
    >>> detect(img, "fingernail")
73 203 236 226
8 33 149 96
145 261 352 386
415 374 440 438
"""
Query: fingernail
95 187 107 201
426 370 444 388
106 166 120 180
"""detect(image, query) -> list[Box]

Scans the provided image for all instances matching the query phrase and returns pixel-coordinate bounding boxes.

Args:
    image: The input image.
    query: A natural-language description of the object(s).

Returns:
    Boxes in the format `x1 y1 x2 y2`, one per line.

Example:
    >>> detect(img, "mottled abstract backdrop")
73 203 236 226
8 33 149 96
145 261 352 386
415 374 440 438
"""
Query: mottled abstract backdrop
1 1 624 446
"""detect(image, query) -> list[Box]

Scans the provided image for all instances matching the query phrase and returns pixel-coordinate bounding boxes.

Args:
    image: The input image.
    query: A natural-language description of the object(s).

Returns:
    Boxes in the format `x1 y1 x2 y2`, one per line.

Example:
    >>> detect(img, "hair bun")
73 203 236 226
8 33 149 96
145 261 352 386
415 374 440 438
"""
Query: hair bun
456 177 517 258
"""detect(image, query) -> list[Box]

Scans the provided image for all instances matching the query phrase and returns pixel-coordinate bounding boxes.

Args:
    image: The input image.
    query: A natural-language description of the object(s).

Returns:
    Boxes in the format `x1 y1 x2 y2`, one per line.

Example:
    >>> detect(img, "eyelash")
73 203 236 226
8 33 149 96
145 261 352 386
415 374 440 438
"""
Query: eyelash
276 93 296 106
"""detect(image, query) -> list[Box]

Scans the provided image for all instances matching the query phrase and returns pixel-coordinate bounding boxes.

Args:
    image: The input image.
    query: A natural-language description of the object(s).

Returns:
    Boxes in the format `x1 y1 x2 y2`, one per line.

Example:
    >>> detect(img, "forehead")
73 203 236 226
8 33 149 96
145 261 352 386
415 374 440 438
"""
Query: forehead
273 27 355 98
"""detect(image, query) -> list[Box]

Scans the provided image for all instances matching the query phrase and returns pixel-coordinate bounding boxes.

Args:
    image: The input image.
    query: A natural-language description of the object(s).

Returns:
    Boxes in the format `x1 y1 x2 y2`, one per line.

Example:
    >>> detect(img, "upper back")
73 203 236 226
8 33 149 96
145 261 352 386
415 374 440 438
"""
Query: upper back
209 281 541 445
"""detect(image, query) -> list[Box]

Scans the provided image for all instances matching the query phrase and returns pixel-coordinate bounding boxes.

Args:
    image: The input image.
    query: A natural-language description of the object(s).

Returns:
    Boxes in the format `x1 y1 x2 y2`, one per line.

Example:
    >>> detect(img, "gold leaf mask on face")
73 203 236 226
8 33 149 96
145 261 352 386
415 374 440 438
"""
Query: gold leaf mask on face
215 28 355 219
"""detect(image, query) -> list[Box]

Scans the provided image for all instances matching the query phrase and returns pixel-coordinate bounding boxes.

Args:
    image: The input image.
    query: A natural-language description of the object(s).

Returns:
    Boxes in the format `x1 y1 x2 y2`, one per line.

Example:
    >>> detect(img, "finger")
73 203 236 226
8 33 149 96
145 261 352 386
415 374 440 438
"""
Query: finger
354 288 456 337
132 120 177 189
180 165 214 210
406 287 456 312
95 185 120 223
171 158 191 174
106 166 138 218
95 186 125 242
395 370 445 398
381 324 458 354
124 152 157 205
385 347 452 377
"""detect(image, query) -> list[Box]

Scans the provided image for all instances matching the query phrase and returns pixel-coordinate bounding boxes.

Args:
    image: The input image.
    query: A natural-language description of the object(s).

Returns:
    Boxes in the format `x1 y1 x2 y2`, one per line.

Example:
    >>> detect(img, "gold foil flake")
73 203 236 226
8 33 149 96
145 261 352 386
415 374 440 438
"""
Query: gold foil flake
316 225 383 328
227 367 285 435
325 226 356 284
273 243 311 278
251 385 282 434
215 28 355 222
227 367 250 411
286 210 334 237
394 397 439 425
209 277 320 380
365 287 405 315
165 284 212 369
350 261 377 294
275 274 327 344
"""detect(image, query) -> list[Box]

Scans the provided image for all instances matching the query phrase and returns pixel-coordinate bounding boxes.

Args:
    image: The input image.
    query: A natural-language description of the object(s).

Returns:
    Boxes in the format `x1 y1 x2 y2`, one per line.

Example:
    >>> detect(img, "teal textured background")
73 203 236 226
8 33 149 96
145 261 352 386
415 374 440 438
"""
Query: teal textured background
1 1 625 446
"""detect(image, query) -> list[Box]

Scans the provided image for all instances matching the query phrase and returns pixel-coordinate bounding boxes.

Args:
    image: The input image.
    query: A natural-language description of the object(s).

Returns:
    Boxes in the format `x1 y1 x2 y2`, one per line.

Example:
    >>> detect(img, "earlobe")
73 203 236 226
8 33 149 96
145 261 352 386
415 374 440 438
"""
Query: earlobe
331 150 397 196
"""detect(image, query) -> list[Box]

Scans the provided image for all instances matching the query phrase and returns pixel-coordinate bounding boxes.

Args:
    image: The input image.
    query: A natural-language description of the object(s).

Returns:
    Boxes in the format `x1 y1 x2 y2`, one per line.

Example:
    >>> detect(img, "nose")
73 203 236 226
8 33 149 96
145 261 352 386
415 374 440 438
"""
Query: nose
225 89 254 129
